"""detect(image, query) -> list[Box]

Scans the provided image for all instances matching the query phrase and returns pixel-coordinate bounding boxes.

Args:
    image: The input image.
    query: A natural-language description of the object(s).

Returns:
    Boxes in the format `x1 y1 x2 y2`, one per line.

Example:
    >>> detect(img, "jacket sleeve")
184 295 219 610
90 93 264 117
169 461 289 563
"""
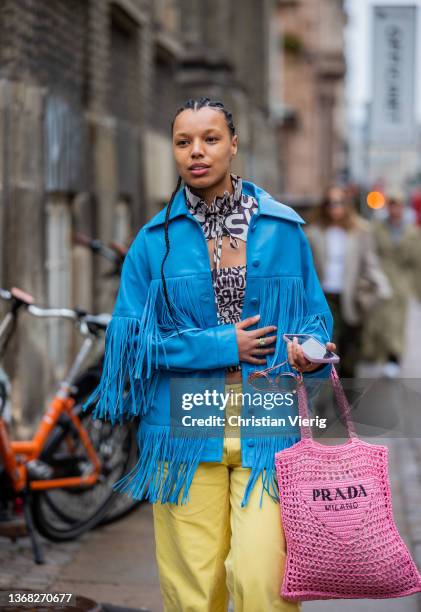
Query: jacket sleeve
83 228 239 423
298 225 334 380
113 229 239 372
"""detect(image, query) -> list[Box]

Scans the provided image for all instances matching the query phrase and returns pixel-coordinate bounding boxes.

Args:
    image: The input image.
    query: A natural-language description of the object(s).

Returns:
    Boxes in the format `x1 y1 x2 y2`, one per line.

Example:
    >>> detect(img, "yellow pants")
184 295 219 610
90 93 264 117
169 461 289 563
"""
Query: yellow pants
152 382 301 612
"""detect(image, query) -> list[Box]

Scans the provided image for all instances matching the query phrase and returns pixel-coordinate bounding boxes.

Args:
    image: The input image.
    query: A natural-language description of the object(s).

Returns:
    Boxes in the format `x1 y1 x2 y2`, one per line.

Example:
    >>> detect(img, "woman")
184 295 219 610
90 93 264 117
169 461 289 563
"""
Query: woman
306 186 391 378
362 195 421 376
85 98 335 612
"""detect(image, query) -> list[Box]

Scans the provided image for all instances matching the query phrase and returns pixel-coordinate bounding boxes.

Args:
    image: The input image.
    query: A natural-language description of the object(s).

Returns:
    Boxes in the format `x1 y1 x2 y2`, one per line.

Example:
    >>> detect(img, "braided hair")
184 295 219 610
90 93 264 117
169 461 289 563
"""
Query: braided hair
170 98 236 137
161 97 237 331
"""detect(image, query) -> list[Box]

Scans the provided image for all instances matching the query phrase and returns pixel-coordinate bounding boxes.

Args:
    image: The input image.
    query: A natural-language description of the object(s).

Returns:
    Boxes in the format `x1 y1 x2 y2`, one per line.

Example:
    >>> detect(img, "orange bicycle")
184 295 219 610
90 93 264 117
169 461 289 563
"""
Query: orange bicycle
0 287 138 563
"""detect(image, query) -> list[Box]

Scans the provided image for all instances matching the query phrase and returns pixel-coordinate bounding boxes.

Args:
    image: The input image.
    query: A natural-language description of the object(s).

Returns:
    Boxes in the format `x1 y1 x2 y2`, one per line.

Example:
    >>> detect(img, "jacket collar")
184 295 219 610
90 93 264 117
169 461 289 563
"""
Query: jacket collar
145 179 305 229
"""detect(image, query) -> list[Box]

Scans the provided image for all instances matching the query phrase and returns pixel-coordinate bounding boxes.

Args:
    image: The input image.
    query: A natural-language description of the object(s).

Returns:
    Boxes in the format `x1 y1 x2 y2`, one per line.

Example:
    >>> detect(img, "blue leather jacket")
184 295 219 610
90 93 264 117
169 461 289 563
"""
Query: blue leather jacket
83 180 333 507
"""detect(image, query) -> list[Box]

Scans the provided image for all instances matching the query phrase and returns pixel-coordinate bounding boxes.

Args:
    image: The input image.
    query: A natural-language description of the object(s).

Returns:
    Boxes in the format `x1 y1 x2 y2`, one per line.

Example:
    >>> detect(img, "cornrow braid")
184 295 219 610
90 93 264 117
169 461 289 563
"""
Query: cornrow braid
161 97 236 331
171 97 236 136
161 175 182 335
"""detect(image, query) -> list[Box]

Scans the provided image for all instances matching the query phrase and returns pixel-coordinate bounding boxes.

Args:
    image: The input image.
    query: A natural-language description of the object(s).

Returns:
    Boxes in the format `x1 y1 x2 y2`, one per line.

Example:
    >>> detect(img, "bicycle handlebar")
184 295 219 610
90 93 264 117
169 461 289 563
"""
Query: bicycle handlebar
28 306 111 334
74 233 126 265
0 288 111 336
0 289 12 301
28 305 79 321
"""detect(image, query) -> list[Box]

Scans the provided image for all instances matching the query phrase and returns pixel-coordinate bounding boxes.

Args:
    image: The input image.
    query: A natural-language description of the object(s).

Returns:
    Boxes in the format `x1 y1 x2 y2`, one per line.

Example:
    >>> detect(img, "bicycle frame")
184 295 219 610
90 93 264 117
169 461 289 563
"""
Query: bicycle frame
0 291 109 495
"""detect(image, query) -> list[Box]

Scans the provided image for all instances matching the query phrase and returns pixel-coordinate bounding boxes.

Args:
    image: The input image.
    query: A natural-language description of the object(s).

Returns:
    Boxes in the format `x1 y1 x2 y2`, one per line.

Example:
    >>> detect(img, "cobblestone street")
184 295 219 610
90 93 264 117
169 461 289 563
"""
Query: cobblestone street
1 301 421 611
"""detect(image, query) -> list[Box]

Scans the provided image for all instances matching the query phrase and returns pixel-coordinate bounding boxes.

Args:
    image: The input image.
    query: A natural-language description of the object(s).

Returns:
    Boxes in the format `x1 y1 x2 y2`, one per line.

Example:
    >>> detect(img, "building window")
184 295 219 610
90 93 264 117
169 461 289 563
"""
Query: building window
152 47 176 133
109 4 140 122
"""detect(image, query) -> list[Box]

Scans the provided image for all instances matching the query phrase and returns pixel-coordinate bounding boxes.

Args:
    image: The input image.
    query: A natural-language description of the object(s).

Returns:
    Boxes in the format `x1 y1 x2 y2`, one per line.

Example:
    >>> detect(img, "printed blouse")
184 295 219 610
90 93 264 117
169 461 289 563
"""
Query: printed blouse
184 174 258 372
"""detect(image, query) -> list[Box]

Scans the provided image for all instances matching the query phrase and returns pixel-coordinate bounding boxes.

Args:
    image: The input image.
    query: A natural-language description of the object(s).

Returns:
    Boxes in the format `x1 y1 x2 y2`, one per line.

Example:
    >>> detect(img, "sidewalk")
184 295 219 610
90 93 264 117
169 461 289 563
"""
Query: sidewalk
50 505 160 611
1 300 421 611
0 505 160 611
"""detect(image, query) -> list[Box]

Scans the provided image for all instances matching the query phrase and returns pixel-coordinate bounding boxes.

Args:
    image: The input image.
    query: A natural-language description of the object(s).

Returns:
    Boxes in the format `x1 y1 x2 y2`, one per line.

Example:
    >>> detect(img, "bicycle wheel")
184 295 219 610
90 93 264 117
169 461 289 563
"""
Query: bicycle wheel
31 370 140 540
72 366 142 526
96 421 141 527
31 411 125 541
73 367 142 525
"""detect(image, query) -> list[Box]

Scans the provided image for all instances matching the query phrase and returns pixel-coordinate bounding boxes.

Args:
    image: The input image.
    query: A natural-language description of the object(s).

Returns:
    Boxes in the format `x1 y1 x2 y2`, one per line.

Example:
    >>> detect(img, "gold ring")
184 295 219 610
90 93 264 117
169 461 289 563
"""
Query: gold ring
258 337 266 347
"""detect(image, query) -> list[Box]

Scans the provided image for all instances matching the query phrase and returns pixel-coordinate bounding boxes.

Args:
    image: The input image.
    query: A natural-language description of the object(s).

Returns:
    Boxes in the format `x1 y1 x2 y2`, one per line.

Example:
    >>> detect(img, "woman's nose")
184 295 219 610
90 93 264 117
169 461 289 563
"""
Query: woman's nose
191 138 204 157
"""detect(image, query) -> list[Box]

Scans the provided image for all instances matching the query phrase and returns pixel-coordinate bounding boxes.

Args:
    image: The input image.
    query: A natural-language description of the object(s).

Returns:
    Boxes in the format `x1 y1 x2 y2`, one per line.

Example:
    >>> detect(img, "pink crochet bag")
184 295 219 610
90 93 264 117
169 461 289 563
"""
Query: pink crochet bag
275 366 421 601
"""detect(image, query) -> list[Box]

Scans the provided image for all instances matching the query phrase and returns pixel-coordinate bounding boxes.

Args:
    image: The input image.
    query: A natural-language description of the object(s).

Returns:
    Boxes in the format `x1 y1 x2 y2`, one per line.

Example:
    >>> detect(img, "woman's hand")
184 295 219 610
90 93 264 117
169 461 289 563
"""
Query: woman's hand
287 336 337 373
235 314 277 365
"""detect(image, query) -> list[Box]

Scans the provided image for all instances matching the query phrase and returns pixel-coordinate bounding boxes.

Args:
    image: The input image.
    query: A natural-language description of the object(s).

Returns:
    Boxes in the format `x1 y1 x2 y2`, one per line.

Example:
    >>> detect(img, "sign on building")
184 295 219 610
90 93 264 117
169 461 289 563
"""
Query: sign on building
370 5 417 145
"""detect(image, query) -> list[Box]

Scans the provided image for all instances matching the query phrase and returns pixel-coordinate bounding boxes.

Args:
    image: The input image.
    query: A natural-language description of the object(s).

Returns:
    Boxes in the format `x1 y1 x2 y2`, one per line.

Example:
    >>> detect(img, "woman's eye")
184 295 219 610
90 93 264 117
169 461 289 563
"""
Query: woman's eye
206 136 218 143
176 140 189 146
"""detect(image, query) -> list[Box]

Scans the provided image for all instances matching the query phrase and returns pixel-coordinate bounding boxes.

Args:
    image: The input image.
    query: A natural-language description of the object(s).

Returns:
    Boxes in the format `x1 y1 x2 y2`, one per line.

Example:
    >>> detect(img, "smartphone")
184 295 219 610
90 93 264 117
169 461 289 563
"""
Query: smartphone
283 334 340 364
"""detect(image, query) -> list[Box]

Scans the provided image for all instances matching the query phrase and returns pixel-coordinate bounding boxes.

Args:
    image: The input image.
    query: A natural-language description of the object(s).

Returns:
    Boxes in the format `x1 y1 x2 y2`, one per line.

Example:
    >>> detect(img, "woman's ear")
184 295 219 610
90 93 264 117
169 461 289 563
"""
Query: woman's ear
231 134 238 158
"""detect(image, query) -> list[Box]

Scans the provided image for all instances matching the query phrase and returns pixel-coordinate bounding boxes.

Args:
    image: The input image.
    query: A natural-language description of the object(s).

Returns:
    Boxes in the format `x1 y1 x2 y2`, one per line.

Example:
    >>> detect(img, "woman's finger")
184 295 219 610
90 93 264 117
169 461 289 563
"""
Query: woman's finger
253 334 277 348
287 340 295 366
292 337 301 364
247 324 277 337
289 339 301 370
247 355 268 365
251 347 276 356
291 337 314 371
295 345 309 368
239 315 261 329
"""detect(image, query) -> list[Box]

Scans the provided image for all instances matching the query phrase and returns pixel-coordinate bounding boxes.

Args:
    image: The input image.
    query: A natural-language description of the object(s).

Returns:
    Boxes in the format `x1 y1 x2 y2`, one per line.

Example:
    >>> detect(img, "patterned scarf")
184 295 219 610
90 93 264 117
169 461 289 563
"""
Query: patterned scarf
184 174 257 275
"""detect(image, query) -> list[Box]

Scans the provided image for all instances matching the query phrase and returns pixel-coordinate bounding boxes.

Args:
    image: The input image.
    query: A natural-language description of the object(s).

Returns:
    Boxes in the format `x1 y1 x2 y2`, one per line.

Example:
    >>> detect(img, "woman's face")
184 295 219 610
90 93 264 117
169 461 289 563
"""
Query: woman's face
172 107 238 190
326 187 347 223
387 199 404 222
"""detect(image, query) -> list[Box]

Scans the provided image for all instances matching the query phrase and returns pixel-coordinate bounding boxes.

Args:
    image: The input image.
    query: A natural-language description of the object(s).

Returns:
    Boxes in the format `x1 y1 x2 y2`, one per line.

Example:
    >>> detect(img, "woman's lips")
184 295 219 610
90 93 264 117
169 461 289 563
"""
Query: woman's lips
189 166 210 177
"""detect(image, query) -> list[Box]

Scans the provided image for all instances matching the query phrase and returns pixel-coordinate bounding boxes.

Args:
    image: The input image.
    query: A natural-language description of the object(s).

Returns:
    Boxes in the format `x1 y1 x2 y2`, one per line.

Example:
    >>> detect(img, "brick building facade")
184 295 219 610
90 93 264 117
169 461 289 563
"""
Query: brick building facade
0 0 281 427
273 0 347 207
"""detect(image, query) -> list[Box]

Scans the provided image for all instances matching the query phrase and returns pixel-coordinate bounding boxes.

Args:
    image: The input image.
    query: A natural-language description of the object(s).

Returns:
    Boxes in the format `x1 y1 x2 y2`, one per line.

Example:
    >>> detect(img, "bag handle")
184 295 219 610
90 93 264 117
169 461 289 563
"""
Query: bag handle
296 365 358 440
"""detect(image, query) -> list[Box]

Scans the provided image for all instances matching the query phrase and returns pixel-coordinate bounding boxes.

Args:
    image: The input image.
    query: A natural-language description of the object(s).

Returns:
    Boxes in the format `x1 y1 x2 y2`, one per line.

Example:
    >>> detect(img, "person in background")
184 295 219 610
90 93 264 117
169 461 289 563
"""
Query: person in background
362 195 421 377
410 188 421 227
306 186 391 378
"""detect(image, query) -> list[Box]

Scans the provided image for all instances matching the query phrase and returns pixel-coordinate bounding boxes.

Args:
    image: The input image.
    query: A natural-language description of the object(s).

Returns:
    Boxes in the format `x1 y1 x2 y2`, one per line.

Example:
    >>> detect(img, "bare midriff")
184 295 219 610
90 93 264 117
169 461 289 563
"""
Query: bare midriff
207 236 246 385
